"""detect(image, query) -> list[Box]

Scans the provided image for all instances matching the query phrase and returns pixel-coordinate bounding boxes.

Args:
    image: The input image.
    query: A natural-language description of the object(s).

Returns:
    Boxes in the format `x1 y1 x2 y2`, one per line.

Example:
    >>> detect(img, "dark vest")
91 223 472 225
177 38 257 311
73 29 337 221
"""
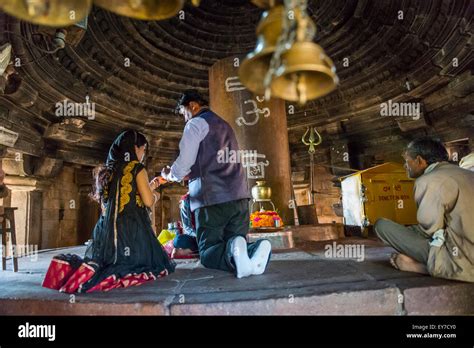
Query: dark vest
188 109 250 211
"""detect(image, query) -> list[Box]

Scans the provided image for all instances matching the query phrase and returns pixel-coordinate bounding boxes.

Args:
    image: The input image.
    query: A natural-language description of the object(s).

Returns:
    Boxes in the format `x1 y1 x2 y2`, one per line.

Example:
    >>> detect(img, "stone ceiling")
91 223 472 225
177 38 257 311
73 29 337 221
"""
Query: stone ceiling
0 0 473 174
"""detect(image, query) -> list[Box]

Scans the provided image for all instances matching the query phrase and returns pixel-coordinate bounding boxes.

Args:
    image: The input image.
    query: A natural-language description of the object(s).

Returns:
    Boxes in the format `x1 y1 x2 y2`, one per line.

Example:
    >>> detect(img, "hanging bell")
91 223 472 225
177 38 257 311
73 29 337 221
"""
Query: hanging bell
270 41 338 104
94 0 185 21
250 0 283 8
0 0 92 27
239 5 284 95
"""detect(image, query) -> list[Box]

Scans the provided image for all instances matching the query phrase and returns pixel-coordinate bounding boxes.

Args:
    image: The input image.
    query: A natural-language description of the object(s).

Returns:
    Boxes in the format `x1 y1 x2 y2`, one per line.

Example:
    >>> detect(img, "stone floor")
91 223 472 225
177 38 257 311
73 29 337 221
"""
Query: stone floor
1 237 473 315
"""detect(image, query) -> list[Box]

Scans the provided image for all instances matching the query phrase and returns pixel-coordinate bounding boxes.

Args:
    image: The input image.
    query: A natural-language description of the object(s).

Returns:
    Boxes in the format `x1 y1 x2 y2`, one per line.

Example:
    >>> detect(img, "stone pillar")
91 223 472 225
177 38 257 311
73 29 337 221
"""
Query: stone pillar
2 156 47 253
209 56 292 224
5 185 43 253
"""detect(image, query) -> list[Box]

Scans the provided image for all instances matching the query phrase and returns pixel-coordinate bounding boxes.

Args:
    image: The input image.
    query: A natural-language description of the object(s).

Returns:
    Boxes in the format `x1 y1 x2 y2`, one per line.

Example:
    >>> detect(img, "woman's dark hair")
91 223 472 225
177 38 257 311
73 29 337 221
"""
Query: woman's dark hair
90 130 148 203
406 137 449 165
135 131 148 149
90 164 110 203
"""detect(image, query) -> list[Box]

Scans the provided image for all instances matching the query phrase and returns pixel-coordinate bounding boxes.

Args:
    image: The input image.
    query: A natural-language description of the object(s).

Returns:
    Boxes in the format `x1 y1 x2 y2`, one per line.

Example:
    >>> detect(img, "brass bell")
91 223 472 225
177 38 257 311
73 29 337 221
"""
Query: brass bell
94 0 185 21
270 41 338 104
239 5 284 95
250 0 283 8
0 0 92 27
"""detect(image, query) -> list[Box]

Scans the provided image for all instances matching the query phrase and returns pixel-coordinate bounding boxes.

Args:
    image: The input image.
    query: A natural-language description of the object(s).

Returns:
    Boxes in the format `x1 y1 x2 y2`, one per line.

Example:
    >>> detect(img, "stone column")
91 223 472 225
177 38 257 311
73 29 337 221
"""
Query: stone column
209 56 292 224
2 156 47 253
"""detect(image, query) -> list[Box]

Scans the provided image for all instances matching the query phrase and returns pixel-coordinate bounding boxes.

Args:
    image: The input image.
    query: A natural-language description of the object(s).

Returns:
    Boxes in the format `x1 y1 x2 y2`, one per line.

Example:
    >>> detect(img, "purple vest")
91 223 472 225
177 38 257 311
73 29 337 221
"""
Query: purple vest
188 109 250 211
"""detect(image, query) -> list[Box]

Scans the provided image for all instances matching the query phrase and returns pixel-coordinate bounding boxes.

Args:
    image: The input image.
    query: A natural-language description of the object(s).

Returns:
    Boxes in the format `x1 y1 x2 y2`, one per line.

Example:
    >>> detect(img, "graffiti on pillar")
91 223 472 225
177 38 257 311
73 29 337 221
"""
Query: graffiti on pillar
225 76 246 92
236 98 271 127
242 152 270 179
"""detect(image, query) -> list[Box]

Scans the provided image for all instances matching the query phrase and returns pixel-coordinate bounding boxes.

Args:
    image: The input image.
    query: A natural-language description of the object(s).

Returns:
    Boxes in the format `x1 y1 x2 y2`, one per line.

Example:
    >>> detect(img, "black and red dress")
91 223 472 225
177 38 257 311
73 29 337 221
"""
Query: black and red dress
42 131 176 293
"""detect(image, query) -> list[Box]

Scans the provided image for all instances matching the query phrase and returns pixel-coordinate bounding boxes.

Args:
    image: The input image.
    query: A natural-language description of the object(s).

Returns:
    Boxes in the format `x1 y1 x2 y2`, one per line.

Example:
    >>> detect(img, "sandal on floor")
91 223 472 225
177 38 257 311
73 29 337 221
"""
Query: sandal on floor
390 253 400 270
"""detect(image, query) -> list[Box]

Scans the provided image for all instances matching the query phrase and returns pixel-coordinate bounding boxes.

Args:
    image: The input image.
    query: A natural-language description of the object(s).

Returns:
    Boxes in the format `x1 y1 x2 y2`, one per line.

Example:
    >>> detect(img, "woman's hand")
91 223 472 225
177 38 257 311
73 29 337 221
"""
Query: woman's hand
149 177 167 190
149 177 161 191
137 169 158 207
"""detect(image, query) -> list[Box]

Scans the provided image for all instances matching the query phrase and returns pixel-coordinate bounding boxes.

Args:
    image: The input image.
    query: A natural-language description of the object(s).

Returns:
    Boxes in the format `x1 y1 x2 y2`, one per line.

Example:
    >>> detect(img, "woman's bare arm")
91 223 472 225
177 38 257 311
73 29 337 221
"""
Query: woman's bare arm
136 168 158 207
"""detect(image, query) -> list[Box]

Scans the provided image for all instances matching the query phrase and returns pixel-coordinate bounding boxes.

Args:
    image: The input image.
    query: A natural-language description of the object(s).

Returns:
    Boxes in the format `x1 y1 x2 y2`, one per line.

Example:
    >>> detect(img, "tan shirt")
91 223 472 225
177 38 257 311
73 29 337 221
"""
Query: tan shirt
415 162 474 282
459 152 474 171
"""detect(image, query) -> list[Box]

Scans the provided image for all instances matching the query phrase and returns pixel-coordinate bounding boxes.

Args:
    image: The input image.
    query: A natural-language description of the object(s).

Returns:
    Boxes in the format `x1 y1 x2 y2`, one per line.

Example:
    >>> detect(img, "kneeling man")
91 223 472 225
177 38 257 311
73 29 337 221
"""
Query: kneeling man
161 90 271 278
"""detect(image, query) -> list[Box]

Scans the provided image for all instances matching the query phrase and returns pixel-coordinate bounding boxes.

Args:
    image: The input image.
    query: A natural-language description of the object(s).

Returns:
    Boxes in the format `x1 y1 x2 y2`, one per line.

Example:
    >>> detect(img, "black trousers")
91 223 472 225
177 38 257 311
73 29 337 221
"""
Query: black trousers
194 199 264 273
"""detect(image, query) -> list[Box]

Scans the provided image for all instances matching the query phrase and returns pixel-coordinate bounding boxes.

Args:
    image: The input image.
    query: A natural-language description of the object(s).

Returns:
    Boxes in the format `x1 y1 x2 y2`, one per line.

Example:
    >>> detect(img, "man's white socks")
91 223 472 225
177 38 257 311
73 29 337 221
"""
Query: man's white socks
250 240 271 275
231 236 253 279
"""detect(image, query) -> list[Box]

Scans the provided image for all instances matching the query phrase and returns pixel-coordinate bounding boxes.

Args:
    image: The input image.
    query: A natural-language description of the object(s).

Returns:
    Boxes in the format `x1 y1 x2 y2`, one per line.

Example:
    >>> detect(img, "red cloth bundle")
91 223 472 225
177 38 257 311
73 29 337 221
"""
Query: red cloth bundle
42 259 75 290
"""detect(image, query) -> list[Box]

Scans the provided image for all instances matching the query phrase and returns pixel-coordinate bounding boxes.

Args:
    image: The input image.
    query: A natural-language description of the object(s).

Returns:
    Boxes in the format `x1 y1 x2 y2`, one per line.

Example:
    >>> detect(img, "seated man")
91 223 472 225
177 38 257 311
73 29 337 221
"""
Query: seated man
375 137 474 282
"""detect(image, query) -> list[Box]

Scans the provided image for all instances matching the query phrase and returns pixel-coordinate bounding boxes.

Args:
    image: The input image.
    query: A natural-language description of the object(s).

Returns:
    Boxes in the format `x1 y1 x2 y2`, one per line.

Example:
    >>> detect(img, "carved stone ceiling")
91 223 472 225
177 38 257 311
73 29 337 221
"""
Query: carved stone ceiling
0 0 472 172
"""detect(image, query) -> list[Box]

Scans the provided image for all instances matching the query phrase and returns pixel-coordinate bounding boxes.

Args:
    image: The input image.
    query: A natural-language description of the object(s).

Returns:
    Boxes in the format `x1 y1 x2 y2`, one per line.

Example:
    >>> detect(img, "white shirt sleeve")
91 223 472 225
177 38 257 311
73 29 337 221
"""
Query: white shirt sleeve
167 117 209 182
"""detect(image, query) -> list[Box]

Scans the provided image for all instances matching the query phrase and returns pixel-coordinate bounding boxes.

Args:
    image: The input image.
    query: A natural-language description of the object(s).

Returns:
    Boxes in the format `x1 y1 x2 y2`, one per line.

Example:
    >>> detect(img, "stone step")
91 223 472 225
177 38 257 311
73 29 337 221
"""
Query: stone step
1 242 473 315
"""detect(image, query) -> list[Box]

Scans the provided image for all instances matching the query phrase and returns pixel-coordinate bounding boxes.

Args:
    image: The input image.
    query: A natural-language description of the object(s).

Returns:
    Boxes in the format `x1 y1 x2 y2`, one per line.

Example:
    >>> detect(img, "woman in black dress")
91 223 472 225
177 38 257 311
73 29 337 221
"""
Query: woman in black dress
42 130 176 293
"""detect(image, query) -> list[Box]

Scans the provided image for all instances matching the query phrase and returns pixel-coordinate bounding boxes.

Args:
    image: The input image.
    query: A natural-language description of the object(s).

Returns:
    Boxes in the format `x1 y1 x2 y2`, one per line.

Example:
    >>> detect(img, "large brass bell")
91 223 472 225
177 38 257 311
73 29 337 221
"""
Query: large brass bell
0 0 92 27
239 5 284 95
94 0 185 21
270 41 338 104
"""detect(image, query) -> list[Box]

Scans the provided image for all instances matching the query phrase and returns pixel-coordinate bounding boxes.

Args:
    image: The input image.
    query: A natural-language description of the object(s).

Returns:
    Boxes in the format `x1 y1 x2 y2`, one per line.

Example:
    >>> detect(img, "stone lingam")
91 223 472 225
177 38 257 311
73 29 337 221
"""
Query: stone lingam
248 180 294 250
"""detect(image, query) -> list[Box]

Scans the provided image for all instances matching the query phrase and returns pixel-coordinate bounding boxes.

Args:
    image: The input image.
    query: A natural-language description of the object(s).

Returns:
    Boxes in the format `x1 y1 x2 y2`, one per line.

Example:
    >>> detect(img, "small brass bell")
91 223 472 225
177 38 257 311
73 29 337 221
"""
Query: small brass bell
239 5 284 95
270 41 338 104
0 0 92 27
94 0 185 21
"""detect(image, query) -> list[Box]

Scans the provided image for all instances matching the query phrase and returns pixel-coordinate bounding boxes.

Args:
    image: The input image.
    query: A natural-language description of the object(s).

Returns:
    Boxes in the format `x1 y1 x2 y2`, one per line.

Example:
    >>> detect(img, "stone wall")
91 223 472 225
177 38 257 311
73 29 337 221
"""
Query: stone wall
41 166 82 249
313 165 343 224
155 185 188 233
293 165 343 224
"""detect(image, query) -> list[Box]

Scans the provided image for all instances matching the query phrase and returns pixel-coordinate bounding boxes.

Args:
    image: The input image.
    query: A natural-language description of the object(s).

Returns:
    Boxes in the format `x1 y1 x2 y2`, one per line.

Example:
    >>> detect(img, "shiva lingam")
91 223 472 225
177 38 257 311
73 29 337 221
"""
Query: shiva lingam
249 181 292 249
250 181 284 229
